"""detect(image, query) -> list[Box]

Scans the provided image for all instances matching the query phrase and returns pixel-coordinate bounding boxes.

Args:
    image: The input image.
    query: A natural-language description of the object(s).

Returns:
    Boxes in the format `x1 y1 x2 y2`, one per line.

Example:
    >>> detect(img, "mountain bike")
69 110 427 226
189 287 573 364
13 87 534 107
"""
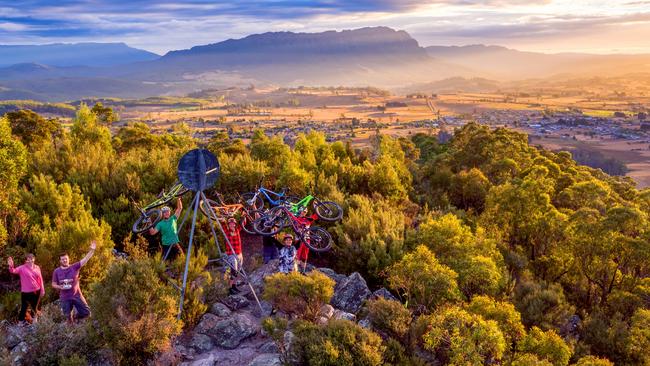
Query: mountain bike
242 179 297 209
199 193 261 234
253 205 333 252
289 194 343 222
131 181 189 233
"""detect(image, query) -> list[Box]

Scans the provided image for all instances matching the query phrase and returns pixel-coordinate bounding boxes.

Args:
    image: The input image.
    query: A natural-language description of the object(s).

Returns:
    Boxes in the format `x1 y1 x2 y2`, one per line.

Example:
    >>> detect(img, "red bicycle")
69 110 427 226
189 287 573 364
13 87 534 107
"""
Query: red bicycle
253 205 332 252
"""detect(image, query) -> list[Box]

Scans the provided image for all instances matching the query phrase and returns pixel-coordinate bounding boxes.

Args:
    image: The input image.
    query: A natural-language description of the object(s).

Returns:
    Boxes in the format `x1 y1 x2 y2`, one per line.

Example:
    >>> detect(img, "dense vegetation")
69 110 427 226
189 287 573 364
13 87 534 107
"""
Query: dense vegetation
0 105 649 365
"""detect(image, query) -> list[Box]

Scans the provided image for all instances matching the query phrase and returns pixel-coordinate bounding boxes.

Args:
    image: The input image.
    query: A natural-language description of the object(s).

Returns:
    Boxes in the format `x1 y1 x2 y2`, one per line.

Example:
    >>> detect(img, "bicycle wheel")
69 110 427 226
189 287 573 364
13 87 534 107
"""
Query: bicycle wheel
241 209 262 235
313 201 343 222
199 199 219 220
242 192 264 210
304 226 332 252
132 209 162 233
253 215 284 236
174 184 189 197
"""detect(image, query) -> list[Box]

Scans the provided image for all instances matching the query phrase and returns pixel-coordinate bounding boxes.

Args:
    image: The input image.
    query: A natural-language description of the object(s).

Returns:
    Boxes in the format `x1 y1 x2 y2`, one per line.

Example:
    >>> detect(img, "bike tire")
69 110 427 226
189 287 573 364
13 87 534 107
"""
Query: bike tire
199 199 219 220
241 209 262 235
253 215 285 236
132 209 162 234
242 192 264 210
314 201 343 222
304 226 332 252
174 185 189 197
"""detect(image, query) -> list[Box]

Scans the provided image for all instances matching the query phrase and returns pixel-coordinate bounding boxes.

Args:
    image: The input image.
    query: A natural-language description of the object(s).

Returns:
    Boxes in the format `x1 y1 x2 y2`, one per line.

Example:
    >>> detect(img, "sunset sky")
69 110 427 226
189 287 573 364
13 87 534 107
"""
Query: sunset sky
1 0 649 54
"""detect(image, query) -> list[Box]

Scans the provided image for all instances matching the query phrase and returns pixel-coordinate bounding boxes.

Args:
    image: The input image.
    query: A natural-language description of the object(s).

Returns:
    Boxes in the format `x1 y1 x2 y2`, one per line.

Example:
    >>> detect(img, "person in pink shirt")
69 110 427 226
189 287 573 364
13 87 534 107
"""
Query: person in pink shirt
7 253 45 323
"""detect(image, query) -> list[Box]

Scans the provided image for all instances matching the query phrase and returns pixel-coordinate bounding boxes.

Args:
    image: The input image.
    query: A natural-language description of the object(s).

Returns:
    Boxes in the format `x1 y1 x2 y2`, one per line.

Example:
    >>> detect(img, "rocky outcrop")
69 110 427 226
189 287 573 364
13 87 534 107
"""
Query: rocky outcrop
195 313 258 349
330 272 372 314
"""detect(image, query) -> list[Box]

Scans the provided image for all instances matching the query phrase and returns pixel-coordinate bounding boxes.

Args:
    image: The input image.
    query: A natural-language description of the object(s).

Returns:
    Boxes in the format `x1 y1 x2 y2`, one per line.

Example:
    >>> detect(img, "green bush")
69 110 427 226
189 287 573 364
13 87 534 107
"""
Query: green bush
386 245 460 313
171 247 212 327
509 353 553 366
291 319 385 366
574 355 614 366
90 257 182 364
366 298 412 340
467 295 526 346
517 327 572 366
263 271 335 321
20 303 99 365
413 306 506 365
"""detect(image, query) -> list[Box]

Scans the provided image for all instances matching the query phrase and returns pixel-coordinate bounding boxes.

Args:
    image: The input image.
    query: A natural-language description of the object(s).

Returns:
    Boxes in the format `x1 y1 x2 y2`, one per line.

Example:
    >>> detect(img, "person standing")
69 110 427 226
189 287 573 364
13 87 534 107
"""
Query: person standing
7 253 45 324
221 217 243 294
51 240 96 323
278 233 297 274
262 226 281 264
149 197 184 260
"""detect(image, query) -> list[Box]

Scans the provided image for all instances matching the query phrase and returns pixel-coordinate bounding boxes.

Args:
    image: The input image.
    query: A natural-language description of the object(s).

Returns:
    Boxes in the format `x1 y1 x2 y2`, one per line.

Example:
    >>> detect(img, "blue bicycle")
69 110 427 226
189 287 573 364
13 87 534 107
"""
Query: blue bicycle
242 180 297 209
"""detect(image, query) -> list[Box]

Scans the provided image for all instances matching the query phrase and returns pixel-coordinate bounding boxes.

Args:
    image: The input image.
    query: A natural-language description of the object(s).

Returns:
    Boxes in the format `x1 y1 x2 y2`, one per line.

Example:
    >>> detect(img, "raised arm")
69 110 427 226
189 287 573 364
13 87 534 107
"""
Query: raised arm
79 240 97 267
37 267 45 296
175 197 182 218
7 257 17 274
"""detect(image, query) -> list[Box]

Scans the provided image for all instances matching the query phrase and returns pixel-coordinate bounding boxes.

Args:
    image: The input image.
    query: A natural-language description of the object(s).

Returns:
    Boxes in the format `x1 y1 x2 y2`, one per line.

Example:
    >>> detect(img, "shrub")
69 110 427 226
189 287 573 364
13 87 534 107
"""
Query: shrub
386 245 460 313
510 353 553 366
413 306 506 365
90 257 182 364
171 247 212 327
517 327 572 366
467 295 526 346
263 271 334 321
627 308 650 365
20 303 100 365
575 355 614 366
291 319 385 366
366 298 412 340
383 338 427 366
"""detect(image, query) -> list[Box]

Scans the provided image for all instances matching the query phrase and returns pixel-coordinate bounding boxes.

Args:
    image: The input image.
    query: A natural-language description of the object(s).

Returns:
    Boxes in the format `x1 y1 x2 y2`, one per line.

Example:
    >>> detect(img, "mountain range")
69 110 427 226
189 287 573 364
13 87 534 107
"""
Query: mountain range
0 27 649 101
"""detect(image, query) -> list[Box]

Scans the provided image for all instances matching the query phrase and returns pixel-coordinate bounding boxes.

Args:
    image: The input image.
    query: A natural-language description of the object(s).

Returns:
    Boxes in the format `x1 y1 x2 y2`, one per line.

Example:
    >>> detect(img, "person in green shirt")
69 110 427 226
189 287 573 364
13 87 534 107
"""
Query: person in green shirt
149 197 184 260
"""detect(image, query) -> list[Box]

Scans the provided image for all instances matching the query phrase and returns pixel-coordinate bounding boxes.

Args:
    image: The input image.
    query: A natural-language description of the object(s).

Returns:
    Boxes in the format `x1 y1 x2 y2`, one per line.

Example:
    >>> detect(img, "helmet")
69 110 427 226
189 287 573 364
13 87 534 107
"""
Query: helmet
161 206 171 213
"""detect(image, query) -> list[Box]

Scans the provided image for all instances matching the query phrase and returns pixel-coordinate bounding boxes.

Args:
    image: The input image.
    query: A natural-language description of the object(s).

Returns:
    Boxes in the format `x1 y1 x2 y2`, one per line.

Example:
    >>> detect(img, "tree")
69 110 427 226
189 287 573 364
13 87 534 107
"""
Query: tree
5 109 61 148
516 327 572 366
91 102 119 125
467 295 526 347
415 306 506 365
0 116 28 245
90 257 182 364
386 245 460 313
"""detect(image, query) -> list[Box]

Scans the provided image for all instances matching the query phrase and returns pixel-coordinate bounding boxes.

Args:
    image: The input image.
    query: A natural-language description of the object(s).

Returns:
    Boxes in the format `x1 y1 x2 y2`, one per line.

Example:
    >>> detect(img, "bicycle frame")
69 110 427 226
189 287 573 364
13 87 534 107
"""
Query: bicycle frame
143 182 187 211
252 185 288 207
289 194 316 215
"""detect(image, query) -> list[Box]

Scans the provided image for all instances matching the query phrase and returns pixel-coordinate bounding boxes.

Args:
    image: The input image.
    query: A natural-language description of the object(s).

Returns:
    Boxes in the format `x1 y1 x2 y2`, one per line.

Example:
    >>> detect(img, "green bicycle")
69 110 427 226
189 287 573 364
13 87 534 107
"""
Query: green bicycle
132 181 189 233
288 194 343 222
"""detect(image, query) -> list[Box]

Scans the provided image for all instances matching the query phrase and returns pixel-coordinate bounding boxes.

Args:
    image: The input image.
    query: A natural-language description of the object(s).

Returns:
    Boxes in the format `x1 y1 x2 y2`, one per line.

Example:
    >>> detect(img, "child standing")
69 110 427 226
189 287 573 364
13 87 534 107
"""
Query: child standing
278 233 297 274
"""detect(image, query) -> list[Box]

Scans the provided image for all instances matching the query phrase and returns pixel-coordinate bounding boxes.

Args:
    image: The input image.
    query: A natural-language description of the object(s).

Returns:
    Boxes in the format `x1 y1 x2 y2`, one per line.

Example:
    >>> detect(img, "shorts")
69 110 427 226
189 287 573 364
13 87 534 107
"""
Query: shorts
61 295 91 321
226 253 243 272
297 243 309 262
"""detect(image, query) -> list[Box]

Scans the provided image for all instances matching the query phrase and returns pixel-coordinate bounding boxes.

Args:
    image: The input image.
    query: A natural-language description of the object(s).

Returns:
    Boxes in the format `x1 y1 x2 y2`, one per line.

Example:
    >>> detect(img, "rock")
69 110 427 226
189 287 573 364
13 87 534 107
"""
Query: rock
181 354 215 366
252 300 273 319
330 272 372 314
317 267 346 287
248 260 280 293
223 295 250 311
195 313 220 335
203 313 258 349
333 309 356 322
189 333 214 353
316 316 329 325
358 317 372 329
3 325 26 349
319 304 335 319
248 353 282 366
210 302 232 317
259 341 279 353
283 330 295 350
372 288 399 302
10 341 28 366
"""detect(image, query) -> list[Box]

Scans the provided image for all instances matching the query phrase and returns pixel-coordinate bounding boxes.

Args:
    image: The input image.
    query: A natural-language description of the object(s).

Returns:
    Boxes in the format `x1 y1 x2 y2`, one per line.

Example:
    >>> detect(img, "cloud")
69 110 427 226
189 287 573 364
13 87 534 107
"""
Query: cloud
0 0 647 54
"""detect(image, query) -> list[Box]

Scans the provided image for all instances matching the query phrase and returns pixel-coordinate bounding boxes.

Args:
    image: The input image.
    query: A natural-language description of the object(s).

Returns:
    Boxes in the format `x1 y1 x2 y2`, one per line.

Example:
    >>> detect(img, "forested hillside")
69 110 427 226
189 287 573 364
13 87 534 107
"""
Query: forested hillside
0 106 648 365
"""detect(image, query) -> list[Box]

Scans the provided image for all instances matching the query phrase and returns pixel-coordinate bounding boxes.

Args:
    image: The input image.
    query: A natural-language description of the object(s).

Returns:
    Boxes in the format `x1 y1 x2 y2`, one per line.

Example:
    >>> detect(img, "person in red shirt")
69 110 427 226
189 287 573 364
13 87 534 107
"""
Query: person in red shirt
221 217 243 294
296 240 310 273
7 253 45 324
